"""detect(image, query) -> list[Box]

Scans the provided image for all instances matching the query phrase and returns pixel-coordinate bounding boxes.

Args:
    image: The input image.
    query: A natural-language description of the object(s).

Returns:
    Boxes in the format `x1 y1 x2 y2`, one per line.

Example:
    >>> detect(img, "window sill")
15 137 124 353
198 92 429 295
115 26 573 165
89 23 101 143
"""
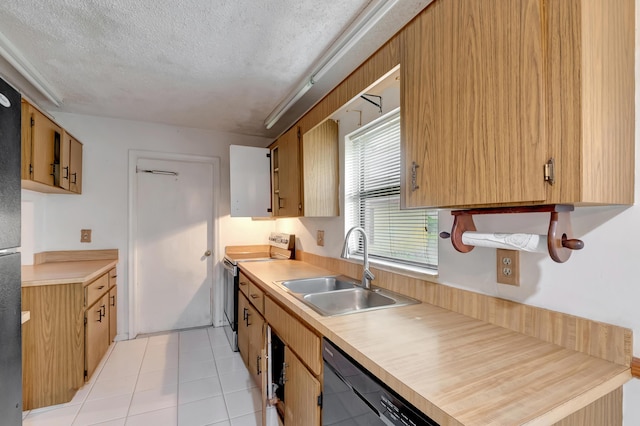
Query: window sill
342 255 438 281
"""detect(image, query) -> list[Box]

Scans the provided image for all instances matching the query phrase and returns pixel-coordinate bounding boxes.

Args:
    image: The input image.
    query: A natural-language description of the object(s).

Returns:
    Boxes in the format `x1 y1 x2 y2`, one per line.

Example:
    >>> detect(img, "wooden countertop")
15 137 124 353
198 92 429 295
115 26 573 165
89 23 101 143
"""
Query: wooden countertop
239 260 631 426
21 259 117 287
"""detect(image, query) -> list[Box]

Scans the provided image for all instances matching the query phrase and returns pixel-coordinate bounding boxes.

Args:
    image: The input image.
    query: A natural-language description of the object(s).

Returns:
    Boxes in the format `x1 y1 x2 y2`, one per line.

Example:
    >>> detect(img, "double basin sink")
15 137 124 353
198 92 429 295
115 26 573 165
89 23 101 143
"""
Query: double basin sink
276 275 419 316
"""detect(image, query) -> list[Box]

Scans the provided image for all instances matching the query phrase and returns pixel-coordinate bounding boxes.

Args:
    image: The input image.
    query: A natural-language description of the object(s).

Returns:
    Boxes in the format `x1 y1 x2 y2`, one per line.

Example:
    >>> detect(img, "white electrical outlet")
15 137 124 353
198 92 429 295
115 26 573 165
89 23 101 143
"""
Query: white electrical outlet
497 249 519 286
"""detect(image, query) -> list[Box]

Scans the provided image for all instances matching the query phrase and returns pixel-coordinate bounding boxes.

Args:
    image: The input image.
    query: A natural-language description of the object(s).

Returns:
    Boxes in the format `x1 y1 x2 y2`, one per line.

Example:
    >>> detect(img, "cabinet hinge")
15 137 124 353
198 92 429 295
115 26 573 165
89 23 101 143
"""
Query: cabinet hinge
297 128 301 139
84 369 87 377
29 164 33 175
84 317 87 325
317 392 323 408
266 153 271 158
267 208 272 213
544 158 555 185
30 117 34 127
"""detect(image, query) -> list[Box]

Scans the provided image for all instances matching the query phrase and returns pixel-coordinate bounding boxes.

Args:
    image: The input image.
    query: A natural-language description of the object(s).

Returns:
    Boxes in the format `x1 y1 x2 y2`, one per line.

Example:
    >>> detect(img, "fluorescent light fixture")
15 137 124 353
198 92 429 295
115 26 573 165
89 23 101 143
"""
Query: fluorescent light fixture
0 31 63 106
264 0 397 130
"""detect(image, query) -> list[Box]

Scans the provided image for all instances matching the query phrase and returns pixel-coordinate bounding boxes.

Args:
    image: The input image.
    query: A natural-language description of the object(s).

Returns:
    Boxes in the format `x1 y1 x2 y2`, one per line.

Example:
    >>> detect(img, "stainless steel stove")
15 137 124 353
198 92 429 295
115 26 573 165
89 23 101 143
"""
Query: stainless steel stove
222 232 294 350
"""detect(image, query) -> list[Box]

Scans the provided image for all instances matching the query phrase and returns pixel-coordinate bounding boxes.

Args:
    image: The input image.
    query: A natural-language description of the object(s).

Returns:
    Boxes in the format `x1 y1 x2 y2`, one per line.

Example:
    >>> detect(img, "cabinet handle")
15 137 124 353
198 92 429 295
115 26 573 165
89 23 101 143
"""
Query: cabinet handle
63 166 69 179
256 355 261 375
240 281 248 287
282 362 288 383
71 172 78 184
50 163 55 177
97 285 105 290
97 305 106 322
245 312 251 327
411 161 420 191
250 293 259 299
110 295 116 307
243 307 248 322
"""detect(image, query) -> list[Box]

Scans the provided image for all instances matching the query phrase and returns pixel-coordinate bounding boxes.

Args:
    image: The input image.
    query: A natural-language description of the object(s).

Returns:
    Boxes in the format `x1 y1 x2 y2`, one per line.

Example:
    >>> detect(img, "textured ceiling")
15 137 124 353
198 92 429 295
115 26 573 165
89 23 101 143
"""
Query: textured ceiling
0 0 431 138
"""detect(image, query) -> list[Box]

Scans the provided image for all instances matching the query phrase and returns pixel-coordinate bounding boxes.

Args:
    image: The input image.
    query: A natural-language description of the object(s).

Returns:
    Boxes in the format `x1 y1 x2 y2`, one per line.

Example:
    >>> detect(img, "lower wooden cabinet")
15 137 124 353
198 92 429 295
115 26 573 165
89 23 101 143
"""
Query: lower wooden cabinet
85 293 110 379
109 285 117 343
22 266 118 410
238 272 322 426
284 346 321 426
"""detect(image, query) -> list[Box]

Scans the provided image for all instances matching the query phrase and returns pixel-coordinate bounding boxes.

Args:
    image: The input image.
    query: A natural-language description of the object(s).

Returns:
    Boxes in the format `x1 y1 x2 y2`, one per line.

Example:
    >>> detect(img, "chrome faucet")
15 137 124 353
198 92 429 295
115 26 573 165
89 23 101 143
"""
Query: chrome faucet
341 226 375 290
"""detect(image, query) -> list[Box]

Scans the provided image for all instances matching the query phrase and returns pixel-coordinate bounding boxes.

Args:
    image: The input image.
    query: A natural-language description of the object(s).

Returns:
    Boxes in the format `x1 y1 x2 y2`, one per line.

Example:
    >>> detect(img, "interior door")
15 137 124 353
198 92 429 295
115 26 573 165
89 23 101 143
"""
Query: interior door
135 158 214 335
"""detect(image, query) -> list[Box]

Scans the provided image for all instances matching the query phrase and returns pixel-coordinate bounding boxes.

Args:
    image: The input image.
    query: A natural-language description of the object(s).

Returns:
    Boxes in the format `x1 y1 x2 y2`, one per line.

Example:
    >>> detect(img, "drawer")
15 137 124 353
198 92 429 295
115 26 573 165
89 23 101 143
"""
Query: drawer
265 296 321 375
108 268 117 288
85 273 109 307
239 272 250 297
248 282 265 314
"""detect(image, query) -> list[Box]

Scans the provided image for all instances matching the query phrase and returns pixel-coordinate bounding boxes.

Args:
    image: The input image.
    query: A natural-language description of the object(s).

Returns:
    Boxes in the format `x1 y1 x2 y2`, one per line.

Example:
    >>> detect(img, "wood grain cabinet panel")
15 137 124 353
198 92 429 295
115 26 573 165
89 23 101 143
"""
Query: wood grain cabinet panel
108 285 117 343
264 296 321 376
85 293 110 379
238 292 250 366
21 283 85 410
301 119 339 217
283 346 321 426
20 99 84 194
401 0 546 208
270 126 302 217
85 273 109 308
400 0 634 209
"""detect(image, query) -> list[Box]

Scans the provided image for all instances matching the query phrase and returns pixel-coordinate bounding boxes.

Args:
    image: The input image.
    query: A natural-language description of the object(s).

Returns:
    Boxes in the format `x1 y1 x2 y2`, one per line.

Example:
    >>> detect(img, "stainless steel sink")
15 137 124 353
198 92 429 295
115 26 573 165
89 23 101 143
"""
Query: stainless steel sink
303 288 398 316
276 275 419 316
278 276 358 294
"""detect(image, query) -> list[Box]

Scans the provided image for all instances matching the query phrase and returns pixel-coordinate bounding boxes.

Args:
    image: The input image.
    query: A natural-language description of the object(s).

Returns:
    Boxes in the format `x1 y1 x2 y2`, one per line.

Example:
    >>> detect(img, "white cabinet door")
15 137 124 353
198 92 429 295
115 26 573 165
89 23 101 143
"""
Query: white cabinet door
230 145 271 217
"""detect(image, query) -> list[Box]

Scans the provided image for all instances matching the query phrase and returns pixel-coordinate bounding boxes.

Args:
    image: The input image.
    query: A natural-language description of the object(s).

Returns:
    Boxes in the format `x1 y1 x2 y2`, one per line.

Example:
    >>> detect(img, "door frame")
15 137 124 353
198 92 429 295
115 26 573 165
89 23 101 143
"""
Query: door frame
127 150 221 339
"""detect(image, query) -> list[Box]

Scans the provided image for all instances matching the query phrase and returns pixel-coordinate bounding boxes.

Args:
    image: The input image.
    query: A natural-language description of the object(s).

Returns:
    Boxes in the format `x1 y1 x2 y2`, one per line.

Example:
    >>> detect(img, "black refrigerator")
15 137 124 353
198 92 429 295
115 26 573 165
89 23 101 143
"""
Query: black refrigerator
0 76 22 425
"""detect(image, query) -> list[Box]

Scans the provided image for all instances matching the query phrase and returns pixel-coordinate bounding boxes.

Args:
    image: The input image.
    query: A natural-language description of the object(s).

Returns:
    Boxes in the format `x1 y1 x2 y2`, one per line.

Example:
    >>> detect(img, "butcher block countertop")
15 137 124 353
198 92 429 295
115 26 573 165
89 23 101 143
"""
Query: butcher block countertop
21 259 117 287
239 260 631 426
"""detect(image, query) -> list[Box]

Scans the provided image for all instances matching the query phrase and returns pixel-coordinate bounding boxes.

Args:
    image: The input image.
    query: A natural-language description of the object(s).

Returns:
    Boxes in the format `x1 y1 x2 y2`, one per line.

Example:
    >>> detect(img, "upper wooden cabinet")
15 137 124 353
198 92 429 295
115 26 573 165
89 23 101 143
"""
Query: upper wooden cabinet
21 100 84 194
302 119 340 217
270 126 302 217
401 0 634 209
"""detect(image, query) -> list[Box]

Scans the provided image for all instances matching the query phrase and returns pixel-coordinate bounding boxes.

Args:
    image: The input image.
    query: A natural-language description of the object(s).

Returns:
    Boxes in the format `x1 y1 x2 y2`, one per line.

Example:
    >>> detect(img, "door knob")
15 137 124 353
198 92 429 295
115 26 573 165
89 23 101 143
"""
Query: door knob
204 250 212 257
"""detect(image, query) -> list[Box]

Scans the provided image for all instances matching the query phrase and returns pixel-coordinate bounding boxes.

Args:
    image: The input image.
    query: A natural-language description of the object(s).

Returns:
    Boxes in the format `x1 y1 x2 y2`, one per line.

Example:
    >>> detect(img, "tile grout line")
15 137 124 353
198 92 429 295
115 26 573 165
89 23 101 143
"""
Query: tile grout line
208 328 232 423
122 337 149 423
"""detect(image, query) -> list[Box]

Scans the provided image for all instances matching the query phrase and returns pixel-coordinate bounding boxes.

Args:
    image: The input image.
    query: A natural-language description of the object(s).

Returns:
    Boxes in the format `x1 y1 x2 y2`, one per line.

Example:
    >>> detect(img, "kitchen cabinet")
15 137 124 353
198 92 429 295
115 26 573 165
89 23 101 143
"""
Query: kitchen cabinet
21 99 84 194
265 295 322 426
401 0 634 209
270 126 302 217
301 119 339 217
238 287 265 388
229 145 271 217
283 346 321 426
65 131 83 193
108 284 117 343
21 263 117 410
85 293 110 379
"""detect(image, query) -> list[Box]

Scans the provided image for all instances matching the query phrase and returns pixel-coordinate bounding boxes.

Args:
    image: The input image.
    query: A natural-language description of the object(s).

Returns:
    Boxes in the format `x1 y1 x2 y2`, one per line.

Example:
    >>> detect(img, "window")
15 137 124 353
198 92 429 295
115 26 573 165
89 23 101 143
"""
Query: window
344 109 438 270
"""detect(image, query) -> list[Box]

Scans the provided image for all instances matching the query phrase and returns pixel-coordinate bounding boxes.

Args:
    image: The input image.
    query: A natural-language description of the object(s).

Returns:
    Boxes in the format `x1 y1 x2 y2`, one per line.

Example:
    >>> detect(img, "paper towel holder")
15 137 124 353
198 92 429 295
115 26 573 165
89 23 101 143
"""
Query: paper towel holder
439 204 584 263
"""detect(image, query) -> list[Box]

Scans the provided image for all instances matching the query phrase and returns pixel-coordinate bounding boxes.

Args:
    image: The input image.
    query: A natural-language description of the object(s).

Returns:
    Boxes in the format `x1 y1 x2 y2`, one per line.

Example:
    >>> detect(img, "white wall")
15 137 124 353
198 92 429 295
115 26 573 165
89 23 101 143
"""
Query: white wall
20 113 275 338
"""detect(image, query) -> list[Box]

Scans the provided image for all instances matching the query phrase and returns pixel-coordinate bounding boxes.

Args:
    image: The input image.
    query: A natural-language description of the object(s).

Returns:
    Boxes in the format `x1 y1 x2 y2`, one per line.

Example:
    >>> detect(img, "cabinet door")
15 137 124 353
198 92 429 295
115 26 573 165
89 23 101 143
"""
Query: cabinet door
69 136 83 193
59 132 72 190
272 126 301 217
109 286 117 342
247 306 264 386
401 0 546 208
238 292 250 366
302 119 339 217
30 107 62 186
284 346 321 426
85 294 110 379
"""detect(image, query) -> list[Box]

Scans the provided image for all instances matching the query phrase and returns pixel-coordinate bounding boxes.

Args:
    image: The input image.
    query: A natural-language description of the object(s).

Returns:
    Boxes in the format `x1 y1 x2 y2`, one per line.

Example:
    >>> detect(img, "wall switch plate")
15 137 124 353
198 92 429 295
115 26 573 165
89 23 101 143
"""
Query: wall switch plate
496 248 519 286
81 229 92 243
316 230 325 246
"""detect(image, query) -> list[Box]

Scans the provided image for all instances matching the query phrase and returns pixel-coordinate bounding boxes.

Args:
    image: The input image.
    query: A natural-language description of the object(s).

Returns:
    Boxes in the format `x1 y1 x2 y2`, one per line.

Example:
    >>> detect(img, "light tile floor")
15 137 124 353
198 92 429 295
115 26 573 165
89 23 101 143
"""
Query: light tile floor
22 327 262 426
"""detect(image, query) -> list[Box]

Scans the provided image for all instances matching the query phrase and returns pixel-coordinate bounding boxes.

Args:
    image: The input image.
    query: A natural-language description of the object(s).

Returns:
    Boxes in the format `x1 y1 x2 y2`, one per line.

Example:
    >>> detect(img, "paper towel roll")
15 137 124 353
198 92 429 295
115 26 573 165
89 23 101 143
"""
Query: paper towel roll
461 232 548 253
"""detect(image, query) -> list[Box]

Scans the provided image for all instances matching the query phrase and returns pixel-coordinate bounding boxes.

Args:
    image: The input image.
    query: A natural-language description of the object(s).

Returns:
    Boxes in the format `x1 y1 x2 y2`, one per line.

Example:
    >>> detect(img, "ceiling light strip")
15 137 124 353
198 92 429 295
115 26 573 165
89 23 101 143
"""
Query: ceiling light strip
0 31 63 106
263 0 398 130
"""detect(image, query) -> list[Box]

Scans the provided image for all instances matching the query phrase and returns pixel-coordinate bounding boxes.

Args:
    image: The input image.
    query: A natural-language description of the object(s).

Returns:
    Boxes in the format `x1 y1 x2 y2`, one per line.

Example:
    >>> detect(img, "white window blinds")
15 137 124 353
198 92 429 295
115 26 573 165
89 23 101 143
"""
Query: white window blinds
345 109 438 270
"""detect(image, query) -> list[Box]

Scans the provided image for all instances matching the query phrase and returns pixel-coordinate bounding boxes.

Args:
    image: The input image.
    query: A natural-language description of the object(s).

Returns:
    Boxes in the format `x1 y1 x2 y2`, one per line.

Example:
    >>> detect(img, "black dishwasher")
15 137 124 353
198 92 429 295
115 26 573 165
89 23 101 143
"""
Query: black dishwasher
322 338 438 426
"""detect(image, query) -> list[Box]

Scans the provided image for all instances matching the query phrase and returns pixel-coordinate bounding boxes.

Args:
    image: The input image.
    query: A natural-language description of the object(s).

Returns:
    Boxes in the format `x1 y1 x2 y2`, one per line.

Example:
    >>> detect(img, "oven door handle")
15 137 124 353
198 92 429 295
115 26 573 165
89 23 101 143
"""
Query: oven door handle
223 257 237 273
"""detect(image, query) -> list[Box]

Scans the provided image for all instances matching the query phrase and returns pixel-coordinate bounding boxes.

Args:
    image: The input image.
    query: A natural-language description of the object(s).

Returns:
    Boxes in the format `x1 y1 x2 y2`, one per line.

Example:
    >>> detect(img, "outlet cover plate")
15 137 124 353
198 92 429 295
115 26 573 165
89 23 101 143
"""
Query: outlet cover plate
81 229 92 243
316 230 325 246
496 248 519 286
